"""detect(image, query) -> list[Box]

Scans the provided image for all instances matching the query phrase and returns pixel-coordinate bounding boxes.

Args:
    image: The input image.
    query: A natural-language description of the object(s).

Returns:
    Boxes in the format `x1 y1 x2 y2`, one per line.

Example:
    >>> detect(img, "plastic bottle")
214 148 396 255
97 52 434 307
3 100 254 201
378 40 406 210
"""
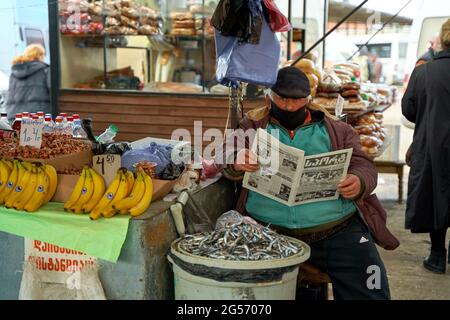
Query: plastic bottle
72 114 87 138
1 113 9 124
65 116 75 136
0 113 11 130
43 115 54 134
59 112 68 124
96 124 118 144
12 114 22 131
54 116 65 135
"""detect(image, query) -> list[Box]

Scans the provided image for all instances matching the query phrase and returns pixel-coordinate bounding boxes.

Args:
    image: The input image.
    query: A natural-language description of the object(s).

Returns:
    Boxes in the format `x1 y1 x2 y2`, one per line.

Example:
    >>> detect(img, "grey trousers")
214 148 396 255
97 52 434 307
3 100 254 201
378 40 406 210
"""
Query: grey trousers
308 215 391 300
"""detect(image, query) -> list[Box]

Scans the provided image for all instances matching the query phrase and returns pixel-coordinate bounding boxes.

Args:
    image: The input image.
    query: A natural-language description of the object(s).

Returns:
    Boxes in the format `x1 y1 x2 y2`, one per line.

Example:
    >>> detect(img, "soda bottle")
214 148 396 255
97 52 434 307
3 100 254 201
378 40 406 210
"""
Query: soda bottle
96 124 118 144
12 114 22 131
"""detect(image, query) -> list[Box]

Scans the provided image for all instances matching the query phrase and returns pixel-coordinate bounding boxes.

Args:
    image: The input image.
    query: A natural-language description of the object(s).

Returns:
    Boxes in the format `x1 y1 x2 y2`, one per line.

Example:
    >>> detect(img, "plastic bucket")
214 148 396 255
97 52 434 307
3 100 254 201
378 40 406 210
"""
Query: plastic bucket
167 236 310 300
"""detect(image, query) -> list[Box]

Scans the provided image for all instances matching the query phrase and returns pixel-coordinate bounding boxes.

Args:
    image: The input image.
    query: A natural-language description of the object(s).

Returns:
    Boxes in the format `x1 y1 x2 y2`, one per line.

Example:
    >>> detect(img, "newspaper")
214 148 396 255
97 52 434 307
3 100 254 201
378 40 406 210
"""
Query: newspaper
243 129 353 206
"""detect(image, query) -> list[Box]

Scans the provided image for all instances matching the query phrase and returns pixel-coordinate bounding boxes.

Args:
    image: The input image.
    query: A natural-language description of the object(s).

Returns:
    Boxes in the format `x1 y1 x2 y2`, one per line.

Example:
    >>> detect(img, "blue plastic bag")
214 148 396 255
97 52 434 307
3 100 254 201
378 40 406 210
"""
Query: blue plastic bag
121 142 174 175
215 15 280 87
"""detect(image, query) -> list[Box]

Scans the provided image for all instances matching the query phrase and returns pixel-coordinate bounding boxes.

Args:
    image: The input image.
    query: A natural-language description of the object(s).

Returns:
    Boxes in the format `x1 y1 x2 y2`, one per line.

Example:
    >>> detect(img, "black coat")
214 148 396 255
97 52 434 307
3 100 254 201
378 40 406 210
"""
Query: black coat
402 50 450 232
6 61 51 121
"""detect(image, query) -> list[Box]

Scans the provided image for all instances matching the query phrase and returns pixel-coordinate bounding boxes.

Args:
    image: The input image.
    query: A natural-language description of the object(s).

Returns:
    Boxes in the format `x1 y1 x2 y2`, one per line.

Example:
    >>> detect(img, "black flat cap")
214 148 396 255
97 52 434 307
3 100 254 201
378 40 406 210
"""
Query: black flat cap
271 66 311 98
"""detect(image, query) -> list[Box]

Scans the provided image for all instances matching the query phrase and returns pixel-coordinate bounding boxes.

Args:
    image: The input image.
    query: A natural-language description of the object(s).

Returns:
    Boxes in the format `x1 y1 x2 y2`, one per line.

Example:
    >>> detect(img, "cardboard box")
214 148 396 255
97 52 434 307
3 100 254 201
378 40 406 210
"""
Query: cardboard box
19 149 93 172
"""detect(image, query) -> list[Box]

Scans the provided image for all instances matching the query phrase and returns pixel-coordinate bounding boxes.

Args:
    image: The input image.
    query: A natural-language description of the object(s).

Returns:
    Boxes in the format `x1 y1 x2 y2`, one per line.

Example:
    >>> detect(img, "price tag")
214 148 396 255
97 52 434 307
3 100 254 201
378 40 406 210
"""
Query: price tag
335 94 345 118
93 154 121 186
19 118 44 149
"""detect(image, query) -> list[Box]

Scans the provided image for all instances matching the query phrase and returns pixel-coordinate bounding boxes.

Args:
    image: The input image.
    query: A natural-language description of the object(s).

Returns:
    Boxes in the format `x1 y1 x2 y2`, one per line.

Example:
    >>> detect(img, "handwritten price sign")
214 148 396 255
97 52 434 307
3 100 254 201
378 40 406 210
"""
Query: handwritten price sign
20 119 44 149
93 154 121 186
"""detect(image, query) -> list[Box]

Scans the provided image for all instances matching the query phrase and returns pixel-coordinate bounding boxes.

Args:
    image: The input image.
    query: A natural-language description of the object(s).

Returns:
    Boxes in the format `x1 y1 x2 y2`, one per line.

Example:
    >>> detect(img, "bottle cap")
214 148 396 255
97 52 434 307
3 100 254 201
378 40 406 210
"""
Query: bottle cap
16 114 22 119
55 117 63 123
37 112 44 116
73 114 80 120
109 124 118 133
67 116 74 122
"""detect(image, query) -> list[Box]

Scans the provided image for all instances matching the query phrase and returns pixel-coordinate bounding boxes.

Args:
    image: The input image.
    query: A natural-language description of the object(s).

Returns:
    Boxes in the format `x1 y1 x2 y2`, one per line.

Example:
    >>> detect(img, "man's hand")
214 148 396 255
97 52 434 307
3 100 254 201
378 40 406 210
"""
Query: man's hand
337 174 362 199
233 149 260 173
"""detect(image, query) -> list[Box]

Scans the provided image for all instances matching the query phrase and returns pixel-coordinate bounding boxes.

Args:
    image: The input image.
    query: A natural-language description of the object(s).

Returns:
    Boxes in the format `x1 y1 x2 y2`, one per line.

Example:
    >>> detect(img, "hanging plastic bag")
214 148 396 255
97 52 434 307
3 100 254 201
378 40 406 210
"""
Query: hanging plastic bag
211 0 262 44
215 15 281 87
262 0 292 32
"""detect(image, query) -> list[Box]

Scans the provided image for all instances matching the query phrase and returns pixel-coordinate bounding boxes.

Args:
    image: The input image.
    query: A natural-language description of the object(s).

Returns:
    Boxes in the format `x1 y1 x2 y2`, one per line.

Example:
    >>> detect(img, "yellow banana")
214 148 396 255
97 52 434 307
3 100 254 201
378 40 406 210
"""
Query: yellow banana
125 170 135 196
0 160 20 204
5 162 30 208
82 168 105 213
24 167 49 212
113 171 145 213
0 159 12 194
70 170 94 214
13 165 38 210
89 170 122 220
42 164 58 204
64 168 87 211
21 161 33 171
1 159 13 171
129 172 153 217
101 171 129 218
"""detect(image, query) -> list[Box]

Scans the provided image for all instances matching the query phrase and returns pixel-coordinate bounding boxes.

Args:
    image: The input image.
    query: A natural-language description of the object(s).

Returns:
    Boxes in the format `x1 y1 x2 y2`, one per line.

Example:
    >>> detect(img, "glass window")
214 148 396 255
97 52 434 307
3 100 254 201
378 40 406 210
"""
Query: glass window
418 16 449 57
366 44 391 58
399 42 408 59
25 28 46 50
58 0 219 93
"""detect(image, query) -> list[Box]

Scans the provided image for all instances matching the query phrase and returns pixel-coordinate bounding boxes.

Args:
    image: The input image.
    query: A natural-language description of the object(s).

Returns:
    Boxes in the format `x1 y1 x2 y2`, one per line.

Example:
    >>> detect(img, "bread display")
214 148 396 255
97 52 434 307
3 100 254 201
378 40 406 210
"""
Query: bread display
170 12 196 36
59 0 162 36
350 112 387 157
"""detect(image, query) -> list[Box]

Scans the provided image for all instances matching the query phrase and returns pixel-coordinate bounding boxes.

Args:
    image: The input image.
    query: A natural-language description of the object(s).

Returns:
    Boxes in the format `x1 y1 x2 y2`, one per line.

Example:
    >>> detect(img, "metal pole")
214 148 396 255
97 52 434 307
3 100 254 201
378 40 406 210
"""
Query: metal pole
301 0 307 54
291 0 369 66
322 0 328 68
48 0 60 117
287 0 292 60
201 0 206 92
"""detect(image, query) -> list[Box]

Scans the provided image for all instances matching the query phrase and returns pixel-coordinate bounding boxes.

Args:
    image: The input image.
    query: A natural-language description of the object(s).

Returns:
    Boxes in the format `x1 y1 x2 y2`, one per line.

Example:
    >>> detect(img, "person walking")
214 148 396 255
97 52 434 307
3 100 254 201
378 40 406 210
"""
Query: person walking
402 19 450 274
6 44 51 122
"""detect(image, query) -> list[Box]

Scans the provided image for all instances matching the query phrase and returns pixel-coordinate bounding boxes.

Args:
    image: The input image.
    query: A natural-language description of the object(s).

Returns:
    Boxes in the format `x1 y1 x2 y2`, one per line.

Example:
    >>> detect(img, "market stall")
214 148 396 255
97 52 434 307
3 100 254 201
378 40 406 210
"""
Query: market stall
50 0 330 140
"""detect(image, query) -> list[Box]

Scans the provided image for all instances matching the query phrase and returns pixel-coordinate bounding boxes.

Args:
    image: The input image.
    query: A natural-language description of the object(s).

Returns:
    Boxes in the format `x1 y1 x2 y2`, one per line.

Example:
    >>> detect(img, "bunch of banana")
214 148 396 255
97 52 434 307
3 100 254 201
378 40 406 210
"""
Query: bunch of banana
87 168 153 220
64 166 106 214
113 168 153 218
0 158 58 212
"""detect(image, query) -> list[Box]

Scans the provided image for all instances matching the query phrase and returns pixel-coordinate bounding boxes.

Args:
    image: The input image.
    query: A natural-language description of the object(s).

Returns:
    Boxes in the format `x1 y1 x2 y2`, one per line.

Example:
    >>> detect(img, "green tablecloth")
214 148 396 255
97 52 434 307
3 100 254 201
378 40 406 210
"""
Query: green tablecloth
0 202 130 263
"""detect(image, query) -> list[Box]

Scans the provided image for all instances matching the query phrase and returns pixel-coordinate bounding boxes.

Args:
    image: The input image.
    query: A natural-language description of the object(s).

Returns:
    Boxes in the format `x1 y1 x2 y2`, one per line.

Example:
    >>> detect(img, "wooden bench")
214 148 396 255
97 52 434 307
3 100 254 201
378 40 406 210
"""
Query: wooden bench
374 124 405 203
375 160 405 203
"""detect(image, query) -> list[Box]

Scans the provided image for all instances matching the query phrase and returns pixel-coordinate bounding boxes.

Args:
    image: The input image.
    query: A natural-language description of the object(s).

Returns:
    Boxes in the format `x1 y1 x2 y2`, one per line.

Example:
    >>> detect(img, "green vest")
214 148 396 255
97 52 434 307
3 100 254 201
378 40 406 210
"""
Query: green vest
245 120 357 229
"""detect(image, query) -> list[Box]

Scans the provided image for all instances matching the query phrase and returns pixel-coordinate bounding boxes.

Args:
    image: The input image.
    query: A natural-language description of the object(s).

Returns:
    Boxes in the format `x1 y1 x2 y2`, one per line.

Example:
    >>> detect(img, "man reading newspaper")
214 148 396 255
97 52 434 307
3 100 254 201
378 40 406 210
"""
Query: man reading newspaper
221 67 399 300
